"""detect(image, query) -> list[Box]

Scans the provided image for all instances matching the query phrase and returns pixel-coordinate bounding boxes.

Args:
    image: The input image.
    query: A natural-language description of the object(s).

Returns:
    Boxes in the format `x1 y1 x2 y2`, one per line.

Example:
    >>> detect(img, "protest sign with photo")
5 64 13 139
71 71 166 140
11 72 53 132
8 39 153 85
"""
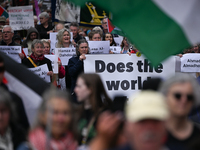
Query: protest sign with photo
44 55 58 73
114 36 123 46
181 53 200 72
88 41 110 54
55 47 76 66
28 64 51 83
84 54 176 99
8 5 34 30
110 46 121 54
0 46 21 63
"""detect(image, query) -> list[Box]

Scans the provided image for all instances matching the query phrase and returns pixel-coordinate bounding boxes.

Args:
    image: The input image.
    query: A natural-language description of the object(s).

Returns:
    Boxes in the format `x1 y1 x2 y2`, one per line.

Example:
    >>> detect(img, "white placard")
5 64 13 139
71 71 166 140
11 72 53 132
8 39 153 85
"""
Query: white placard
84 54 176 99
0 46 21 63
114 36 123 46
181 53 200 72
8 5 34 30
28 64 51 83
55 47 76 66
50 32 73 52
44 55 58 74
23 48 28 57
110 46 121 54
88 41 110 54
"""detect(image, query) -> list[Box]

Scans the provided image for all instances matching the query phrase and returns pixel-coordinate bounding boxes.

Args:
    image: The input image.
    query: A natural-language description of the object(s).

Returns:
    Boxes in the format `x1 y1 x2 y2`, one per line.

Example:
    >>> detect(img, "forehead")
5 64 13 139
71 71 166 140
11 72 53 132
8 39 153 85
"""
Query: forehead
35 43 43 47
106 33 112 36
70 26 78 30
103 18 107 23
63 31 69 34
30 32 37 35
3 27 11 31
93 33 100 37
169 82 193 92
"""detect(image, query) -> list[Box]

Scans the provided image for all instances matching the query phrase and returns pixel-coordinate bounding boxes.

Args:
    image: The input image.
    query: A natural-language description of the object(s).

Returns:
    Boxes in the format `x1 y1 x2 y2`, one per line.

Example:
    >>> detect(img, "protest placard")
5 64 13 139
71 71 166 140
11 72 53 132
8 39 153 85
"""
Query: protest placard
23 48 28 57
50 32 73 53
28 64 51 83
84 54 175 99
110 46 121 54
180 53 200 72
114 36 123 46
55 47 76 66
44 55 58 74
8 5 34 30
0 46 21 63
88 41 110 54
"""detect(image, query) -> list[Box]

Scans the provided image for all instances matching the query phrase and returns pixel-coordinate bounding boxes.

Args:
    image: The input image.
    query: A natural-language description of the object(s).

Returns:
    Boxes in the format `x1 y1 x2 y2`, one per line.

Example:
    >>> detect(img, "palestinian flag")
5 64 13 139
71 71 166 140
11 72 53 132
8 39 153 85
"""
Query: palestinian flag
107 18 126 36
1 52 50 125
0 5 8 18
68 0 200 65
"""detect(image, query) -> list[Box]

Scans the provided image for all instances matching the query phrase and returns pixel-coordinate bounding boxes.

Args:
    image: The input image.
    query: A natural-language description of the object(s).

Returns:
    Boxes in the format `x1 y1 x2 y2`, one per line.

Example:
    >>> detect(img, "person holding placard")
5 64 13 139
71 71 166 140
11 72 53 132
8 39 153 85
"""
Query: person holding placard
68 39 89 102
56 28 74 90
120 37 131 55
23 39 53 77
0 25 25 59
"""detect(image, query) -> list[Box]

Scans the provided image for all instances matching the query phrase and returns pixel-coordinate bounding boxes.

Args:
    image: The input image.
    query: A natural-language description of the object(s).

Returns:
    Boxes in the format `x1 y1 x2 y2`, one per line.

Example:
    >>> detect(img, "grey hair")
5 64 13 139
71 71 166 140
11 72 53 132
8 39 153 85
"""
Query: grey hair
56 28 71 48
92 26 103 37
101 16 108 24
69 22 79 28
55 23 65 31
41 39 50 47
31 39 44 49
76 39 89 56
2 25 14 33
159 73 200 106
33 15 38 20
33 88 73 129
39 12 49 19
0 87 16 125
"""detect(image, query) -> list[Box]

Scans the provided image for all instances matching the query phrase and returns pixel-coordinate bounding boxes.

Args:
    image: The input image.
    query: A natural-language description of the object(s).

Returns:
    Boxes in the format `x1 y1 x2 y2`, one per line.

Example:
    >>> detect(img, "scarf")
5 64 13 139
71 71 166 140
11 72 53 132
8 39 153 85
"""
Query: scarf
29 127 78 150
30 53 45 64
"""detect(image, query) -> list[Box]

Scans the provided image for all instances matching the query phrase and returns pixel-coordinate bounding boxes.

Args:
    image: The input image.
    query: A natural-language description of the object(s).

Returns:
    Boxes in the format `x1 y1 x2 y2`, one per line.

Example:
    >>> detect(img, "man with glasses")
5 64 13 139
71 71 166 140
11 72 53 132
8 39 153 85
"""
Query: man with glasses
101 17 108 34
0 25 24 59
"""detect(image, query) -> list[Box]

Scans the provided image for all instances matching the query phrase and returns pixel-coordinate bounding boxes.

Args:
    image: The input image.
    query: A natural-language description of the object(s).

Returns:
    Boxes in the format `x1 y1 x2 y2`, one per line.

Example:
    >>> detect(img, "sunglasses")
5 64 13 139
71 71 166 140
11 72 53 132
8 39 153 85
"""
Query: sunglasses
173 92 194 102
0 66 5 73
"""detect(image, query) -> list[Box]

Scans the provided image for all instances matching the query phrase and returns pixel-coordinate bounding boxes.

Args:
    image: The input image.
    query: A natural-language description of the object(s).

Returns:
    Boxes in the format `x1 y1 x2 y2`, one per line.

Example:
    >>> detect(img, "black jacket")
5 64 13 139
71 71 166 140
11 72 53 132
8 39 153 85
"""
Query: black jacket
36 22 54 39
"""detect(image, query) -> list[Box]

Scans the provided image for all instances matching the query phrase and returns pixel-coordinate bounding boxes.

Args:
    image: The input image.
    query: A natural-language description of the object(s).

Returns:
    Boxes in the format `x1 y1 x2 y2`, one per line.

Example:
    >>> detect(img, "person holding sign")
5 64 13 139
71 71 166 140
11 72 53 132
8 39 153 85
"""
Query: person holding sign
0 25 25 59
74 73 112 145
120 37 131 55
56 28 74 90
23 39 53 76
68 39 89 102
42 39 65 78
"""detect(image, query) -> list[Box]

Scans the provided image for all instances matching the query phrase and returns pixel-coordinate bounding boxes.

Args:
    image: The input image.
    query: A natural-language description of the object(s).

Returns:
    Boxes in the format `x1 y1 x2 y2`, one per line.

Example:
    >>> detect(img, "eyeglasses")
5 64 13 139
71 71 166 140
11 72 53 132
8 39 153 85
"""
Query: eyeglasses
102 22 107 24
173 92 194 102
2 31 12 34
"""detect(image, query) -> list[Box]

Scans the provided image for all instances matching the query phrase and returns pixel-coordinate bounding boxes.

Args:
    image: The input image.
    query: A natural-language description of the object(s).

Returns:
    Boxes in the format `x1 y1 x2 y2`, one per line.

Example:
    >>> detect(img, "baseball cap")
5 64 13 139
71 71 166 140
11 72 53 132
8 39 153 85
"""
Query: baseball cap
126 90 169 122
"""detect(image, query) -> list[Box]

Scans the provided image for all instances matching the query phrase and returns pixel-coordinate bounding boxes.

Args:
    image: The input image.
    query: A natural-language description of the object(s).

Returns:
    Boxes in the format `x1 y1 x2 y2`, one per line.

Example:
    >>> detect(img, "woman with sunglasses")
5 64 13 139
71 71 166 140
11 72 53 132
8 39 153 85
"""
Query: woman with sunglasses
160 73 200 150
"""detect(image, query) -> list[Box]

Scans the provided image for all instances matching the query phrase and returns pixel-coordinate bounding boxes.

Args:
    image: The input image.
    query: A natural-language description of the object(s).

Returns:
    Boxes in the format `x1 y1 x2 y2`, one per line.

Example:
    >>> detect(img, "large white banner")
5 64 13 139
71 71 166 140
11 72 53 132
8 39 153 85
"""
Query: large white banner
0 46 21 63
55 47 76 66
84 54 176 99
181 53 200 72
28 64 51 83
8 5 34 30
88 41 110 54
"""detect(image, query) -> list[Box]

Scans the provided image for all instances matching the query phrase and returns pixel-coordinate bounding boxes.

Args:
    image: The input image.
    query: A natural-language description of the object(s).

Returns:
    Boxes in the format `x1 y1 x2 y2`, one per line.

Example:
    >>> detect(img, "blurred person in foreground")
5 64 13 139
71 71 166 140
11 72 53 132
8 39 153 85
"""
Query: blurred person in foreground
89 90 169 150
29 88 78 150
0 87 27 150
160 73 200 150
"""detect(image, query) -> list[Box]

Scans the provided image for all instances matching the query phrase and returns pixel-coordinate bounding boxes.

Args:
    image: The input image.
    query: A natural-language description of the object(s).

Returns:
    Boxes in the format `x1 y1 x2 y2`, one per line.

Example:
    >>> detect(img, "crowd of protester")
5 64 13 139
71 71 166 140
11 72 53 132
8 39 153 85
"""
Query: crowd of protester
1 1 200 150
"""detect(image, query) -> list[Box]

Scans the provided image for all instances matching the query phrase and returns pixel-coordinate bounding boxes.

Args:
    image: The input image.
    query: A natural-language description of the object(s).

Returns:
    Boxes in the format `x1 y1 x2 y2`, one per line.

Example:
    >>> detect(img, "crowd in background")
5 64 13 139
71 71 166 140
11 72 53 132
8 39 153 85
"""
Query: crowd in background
1 1 200 150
